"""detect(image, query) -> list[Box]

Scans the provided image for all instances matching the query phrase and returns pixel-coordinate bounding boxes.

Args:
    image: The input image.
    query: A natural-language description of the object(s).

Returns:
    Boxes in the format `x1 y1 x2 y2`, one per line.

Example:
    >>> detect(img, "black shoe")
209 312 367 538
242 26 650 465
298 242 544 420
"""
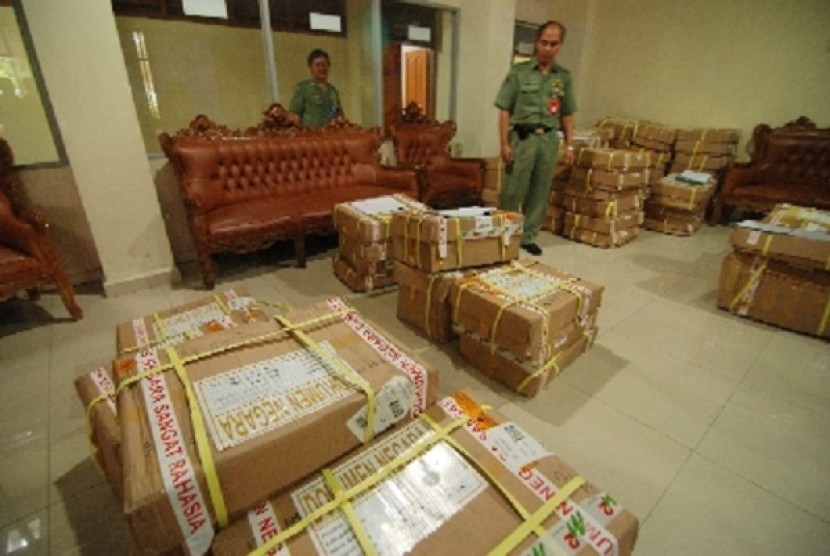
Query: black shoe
521 242 542 256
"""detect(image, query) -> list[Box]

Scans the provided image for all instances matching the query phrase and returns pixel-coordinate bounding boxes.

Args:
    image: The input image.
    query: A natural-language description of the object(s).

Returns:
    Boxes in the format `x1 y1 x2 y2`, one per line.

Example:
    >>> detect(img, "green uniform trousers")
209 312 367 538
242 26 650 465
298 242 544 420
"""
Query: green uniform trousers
498 130 559 245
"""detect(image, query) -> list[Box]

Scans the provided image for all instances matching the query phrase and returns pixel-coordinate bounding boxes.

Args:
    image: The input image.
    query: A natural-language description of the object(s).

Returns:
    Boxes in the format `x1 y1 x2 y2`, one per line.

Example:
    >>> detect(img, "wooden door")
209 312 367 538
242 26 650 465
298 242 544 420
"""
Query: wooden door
382 42 403 135
404 49 430 117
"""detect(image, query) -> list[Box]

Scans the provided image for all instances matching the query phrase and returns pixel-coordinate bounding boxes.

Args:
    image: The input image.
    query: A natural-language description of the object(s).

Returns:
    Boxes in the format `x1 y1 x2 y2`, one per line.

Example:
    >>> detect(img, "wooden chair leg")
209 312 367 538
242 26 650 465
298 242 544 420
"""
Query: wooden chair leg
708 198 725 226
294 233 307 268
50 266 83 320
26 287 41 301
196 247 216 290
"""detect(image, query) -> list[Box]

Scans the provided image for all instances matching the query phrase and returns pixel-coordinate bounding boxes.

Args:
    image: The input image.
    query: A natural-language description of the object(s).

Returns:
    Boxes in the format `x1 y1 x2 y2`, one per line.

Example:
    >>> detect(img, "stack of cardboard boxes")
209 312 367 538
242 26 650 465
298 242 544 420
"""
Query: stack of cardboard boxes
595 117 641 149
643 171 717 235
719 203 830 339
481 157 502 208
559 147 649 248
391 207 523 343
332 194 429 292
670 128 739 176
542 166 570 234
75 286 640 554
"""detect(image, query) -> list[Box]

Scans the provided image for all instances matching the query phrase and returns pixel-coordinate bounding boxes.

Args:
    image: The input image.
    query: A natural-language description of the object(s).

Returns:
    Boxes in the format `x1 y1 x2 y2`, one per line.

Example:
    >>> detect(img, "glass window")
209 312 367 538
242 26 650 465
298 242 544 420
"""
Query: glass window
0 4 60 165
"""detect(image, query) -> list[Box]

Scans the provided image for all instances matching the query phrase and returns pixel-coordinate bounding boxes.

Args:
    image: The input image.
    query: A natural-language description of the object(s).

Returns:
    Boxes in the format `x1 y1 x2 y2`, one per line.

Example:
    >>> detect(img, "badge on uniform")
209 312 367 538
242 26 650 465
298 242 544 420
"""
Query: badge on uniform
549 97 560 116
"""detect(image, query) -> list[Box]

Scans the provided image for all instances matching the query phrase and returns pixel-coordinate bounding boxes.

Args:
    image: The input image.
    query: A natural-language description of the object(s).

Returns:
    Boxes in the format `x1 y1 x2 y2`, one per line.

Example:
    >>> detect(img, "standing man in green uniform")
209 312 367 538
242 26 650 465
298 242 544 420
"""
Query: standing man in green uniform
495 20 576 256
289 49 343 128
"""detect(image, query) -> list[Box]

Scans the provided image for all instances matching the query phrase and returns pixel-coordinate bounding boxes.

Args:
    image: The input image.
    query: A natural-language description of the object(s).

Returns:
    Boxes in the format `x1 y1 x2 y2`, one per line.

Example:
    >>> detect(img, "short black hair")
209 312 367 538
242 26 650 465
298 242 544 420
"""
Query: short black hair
307 49 330 66
536 20 566 42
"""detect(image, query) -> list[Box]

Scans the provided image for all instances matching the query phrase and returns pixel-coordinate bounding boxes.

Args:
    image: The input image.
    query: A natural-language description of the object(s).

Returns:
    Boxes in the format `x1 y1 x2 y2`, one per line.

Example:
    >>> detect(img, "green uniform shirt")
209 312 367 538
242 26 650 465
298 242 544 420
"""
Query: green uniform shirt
288 79 343 128
494 59 576 128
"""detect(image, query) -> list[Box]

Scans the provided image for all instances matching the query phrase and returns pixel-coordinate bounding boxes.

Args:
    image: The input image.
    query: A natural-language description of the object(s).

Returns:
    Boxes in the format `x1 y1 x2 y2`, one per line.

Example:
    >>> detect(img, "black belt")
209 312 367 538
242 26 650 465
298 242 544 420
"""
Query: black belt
513 124 554 140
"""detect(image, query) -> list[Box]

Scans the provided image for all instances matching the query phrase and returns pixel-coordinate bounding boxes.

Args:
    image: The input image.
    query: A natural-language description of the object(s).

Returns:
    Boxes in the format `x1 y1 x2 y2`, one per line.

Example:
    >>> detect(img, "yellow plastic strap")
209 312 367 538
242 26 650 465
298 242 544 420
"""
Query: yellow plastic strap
403 213 411 263
152 312 170 342
517 350 562 393
497 213 506 260
452 282 472 324
688 187 698 211
700 129 708 142
761 234 774 256
425 274 439 337
212 293 231 315
825 256 830 272
584 168 593 188
250 415 468 556
605 200 616 218
416 214 423 268
490 299 519 352
488 475 587 556
455 217 463 267
818 297 830 337
699 155 708 172
729 259 768 312
591 231 598 246
692 141 700 156
275 314 377 444
166 346 229 527
574 214 582 229
322 469 378 556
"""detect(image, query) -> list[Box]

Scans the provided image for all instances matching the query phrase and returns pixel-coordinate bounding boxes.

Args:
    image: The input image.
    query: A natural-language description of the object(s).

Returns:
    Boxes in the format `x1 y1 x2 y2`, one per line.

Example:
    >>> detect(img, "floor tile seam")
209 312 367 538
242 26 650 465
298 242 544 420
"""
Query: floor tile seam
0 505 49 531
639 442 697 525
560 381 696 451
732 379 830 424
693 452 830 527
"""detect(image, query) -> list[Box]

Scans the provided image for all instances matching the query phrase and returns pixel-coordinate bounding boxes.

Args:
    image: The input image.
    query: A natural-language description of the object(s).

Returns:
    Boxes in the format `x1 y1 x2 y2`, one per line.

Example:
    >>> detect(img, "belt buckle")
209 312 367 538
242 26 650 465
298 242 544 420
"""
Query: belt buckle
534 128 545 135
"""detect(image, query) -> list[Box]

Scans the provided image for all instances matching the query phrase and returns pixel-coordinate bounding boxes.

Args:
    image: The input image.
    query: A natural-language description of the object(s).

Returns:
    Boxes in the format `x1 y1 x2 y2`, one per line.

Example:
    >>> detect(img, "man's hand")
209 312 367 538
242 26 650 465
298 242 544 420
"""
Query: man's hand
565 148 575 167
501 144 514 165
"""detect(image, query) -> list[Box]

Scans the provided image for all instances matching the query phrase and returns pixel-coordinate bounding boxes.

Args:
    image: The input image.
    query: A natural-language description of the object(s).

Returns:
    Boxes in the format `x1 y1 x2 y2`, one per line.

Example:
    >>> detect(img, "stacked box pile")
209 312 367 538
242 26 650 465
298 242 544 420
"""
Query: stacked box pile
391 207 523 343
450 260 603 397
481 156 502 207
559 147 648 248
671 128 739 176
333 194 428 292
113 296 440 554
212 390 639 555
643 171 717 236
719 203 830 339
595 117 641 149
630 122 676 192
542 166 571 233
75 288 268 502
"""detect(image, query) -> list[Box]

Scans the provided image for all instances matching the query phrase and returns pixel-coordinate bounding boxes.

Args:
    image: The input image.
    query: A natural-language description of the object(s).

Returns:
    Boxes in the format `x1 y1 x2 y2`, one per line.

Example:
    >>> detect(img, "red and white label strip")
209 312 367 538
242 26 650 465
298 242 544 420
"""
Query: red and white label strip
247 501 290 556
88 367 117 414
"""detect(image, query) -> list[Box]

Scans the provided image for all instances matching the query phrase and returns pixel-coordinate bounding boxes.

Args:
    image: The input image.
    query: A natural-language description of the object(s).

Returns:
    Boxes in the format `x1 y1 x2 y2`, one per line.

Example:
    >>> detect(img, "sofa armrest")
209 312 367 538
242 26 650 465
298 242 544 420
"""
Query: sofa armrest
720 162 760 198
368 166 420 198
431 157 485 182
0 207 46 259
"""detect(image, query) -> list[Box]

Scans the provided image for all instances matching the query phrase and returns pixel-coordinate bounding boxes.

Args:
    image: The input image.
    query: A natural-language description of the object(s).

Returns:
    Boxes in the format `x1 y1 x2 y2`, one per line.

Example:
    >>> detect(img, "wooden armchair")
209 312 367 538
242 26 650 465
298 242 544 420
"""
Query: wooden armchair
389 103 484 209
0 138 82 319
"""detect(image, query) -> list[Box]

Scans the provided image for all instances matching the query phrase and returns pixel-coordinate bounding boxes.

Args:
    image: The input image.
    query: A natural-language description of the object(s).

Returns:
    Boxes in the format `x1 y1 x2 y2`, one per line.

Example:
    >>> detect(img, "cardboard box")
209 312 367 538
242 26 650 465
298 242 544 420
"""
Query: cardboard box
115 287 268 355
595 117 640 148
483 156 503 193
730 219 830 272
541 205 565 233
74 366 122 500
671 152 730 172
674 139 735 156
574 147 649 171
394 263 475 343
562 222 640 248
564 209 643 235
211 390 639 556
481 188 499 207
643 206 703 236
562 191 644 218
630 137 672 152
675 128 739 144
333 255 396 293
336 233 394 270
764 203 830 232
632 122 677 147
568 166 647 191
116 298 439 554
449 260 603 364
333 194 428 244
391 208 523 272
458 322 596 396
649 173 716 211
561 183 647 203
718 252 830 339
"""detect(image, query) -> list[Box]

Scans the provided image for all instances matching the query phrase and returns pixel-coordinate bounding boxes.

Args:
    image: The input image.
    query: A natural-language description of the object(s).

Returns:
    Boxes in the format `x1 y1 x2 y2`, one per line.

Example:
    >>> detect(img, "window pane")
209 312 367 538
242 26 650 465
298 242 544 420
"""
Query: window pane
115 15 270 153
0 5 59 165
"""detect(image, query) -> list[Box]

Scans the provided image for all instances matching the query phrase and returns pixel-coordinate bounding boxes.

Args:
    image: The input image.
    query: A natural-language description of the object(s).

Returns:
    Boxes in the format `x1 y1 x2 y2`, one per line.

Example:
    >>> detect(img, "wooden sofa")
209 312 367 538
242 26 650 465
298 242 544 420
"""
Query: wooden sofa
390 103 484 209
0 138 82 319
709 117 830 224
160 105 419 289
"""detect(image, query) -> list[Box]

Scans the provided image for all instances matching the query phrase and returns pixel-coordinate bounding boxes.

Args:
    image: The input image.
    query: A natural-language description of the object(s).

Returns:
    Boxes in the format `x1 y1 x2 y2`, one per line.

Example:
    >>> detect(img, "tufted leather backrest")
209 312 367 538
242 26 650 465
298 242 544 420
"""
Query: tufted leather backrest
391 124 455 169
165 130 382 211
751 120 830 186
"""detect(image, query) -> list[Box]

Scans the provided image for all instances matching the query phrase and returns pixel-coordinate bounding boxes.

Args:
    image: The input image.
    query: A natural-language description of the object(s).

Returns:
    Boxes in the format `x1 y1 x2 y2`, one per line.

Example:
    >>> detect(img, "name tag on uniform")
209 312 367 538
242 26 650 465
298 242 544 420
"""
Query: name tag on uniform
549 97 560 115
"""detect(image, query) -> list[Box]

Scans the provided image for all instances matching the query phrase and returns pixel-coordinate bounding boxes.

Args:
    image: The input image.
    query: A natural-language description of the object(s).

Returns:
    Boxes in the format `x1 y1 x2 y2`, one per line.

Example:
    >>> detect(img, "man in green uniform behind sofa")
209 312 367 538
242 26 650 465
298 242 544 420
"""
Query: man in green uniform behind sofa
495 20 576 256
289 49 344 128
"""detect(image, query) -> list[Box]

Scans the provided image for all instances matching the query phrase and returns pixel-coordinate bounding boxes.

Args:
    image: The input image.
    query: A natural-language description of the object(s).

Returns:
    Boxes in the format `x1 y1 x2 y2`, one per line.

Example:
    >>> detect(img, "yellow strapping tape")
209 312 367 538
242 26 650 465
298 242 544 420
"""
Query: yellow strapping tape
275 314 377 444
699 155 708 172
761 234 774 256
688 187 698 212
490 299 520 352
152 312 170 342
425 274 439 337
488 475 587 556
251 414 468 556
322 469 378 556
167 346 229 527
212 293 231 315
517 350 562 393
818 296 830 337
729 259 768 313
584 168 593 189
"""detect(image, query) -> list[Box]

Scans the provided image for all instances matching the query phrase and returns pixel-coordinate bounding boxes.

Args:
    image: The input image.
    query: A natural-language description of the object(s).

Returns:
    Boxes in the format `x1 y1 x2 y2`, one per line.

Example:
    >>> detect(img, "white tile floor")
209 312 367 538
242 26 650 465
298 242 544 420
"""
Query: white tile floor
1 226 829 555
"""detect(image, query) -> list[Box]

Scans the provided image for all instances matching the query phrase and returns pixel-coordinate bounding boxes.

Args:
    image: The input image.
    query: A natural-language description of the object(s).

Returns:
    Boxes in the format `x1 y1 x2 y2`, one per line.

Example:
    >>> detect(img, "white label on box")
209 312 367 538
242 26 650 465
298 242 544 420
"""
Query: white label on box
247 501 290 556
88 367 117 414
193 342 355 451
325 298 429 415
138 348 214 555
350 196 408 216
227 295 256 312
479 269 561 301
479 422 552 474
746 230 762 246
132 317 151 348
295 439 486 556
346 376 414 441
161 303 228 339
438 217 448 259
437 396 620 556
